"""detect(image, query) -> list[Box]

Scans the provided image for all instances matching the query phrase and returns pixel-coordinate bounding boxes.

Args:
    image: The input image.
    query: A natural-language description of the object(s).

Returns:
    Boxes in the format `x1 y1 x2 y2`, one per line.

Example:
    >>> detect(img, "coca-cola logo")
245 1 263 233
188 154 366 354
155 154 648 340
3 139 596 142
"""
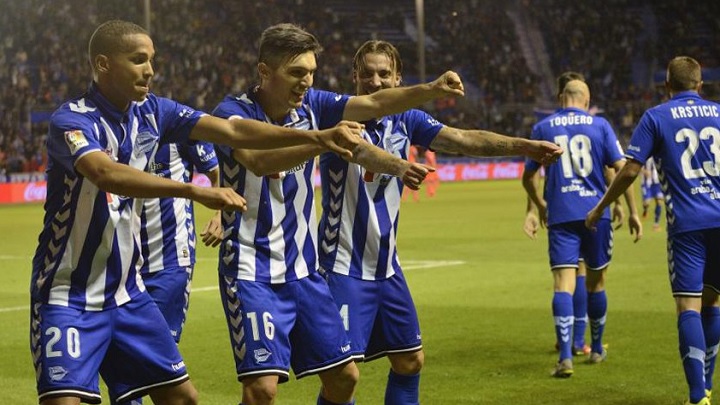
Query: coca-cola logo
24 182 47 201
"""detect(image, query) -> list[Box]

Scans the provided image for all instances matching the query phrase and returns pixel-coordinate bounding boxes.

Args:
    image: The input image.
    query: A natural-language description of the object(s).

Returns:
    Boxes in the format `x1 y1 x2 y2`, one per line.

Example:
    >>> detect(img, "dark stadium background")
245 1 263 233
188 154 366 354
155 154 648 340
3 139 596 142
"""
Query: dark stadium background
1 0 719 179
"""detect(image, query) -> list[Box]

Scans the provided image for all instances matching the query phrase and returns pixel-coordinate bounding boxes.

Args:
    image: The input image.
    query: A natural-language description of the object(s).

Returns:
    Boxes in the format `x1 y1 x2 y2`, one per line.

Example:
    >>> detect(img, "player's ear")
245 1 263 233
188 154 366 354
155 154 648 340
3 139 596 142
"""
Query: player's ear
95 54 110 74
395 73 402 87
258 63 270 80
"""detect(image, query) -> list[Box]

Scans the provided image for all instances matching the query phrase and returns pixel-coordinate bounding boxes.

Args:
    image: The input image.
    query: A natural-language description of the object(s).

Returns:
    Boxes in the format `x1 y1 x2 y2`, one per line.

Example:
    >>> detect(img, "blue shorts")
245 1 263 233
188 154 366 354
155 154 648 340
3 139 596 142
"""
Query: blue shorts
31 292 188 404
219 272 357 382
326 270 422 362
642 183 664 201
548 219 613 271
142 266 193 343
668 228 720 296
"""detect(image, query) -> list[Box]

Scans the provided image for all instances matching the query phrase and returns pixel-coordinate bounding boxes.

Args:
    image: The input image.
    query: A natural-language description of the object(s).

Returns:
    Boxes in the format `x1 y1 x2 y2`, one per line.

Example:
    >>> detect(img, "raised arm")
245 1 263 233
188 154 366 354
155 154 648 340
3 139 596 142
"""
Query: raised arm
190 115 358 159
76 151 246 211
342 71 464 122
429 126 563 165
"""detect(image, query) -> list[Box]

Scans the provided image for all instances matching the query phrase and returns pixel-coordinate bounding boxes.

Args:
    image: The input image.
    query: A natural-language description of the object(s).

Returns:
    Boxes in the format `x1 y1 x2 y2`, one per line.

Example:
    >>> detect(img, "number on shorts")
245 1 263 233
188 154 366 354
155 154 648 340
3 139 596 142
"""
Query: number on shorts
246 311 275 341
45 327 81 359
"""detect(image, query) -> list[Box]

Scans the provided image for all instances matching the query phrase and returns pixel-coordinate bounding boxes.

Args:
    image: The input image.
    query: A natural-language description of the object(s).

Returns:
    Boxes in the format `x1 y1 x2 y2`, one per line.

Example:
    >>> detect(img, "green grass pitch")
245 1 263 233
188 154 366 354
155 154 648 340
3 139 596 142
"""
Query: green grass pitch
0 180 688 404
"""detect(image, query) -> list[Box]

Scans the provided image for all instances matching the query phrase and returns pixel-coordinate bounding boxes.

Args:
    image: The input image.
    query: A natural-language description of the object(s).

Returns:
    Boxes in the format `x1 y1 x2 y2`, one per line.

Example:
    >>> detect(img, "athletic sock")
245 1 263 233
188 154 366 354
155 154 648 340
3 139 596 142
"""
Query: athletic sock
384 369 420 405
679 310 707 403
654 204 662 225
702 306 720 392
573 275 588 349
587 290 607 354
553 291 574 360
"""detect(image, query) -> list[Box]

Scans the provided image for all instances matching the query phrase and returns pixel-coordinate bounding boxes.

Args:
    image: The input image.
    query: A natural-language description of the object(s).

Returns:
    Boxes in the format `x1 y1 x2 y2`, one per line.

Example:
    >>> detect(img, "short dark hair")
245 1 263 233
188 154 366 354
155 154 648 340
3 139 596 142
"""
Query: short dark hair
353 40 403 76
88 20 148 66
258 23 322 68
666 56 702 92
556 71 585 97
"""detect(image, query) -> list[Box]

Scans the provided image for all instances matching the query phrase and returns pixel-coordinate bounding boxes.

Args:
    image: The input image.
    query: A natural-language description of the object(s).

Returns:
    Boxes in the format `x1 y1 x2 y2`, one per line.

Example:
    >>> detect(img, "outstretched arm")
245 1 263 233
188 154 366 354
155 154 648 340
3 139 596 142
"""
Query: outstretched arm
234 121 433 190
190 115 359 159
76 151 246 211
342 71 464 122
429 127 563 166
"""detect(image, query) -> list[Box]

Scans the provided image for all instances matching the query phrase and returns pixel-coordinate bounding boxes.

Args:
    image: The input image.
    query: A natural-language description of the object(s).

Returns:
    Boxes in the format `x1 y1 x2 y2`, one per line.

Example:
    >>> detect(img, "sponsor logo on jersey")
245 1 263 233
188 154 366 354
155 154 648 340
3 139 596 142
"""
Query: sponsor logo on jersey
171 360 186 371
254 348 272 363
64 130 89 155
340 344 351 353
178 108 195 118
48 366 68 381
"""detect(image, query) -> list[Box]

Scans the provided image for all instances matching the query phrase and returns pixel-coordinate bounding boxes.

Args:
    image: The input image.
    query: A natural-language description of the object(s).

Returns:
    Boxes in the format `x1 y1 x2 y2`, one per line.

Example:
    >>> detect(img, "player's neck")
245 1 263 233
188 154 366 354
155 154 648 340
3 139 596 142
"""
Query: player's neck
255 88 291 123
95 80 131 112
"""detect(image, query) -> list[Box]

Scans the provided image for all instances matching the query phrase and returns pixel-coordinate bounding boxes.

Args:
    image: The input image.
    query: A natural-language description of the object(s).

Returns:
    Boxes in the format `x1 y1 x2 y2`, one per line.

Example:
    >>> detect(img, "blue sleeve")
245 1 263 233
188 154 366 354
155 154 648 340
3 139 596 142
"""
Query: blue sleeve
404 109 443 148
308 89 350 129
626 111 656 164
602 119 624 165
183 141 218 173
210 98 256 158
156 97 205 145
47 108 103 174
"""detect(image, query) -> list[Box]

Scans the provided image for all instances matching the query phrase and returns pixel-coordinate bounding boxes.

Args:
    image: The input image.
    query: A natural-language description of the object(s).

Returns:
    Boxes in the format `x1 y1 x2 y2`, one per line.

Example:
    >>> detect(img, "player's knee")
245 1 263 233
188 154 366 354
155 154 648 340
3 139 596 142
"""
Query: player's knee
390 350 424 375
322 361 359 395
242 376 278 404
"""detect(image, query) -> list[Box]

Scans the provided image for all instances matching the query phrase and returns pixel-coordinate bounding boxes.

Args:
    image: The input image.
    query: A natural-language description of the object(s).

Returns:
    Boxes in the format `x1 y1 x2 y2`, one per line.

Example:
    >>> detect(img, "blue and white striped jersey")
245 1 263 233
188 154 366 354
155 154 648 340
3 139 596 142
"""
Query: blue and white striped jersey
318 110 442 280
626 91 720 236
212 87 349 283
526 107 624 226
139 141 218 274
31 83 204 311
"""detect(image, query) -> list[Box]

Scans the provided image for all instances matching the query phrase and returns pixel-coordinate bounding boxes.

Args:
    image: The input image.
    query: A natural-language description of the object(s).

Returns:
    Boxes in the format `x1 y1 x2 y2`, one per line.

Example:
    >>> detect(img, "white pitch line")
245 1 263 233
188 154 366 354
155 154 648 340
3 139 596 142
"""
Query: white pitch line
0 260 465 313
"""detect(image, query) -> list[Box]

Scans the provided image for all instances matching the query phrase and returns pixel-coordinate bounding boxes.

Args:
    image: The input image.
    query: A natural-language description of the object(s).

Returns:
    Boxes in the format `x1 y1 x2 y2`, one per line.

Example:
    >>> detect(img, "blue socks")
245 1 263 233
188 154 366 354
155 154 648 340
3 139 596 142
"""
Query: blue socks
654 203 662 225
679 310 707 403
385 370 420 405
702 306 720 392
587 290 607 354
553 292 574 360
573 275 588 349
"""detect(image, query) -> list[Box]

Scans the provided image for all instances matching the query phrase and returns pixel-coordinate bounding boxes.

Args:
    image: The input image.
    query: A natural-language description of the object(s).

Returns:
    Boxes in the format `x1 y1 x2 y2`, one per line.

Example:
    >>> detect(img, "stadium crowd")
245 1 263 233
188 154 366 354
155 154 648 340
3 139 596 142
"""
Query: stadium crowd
1 0 718 177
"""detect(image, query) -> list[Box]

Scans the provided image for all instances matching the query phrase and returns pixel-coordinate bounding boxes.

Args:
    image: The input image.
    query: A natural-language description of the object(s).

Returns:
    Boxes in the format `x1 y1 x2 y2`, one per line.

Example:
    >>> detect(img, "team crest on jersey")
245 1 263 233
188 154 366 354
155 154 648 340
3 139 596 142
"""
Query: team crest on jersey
48 366 68 381
64 130 89 155
254 348 272 363
135 132 157 155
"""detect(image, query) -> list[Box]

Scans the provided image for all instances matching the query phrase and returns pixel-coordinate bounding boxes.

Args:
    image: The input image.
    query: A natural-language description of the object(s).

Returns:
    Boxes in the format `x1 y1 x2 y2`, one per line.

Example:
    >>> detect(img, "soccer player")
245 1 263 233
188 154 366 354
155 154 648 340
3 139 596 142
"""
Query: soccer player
30 19 360 405
211 24 463 405
316 40 562 405
524 71 624 357
640 156 664 231
587 56 720 405
523 79 641 378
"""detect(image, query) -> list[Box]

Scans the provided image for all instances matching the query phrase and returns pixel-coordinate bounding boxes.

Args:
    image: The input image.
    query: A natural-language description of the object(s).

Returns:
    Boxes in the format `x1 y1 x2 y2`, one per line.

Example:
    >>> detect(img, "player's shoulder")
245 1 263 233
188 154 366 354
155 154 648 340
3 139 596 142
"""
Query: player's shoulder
214 91 258 119
51 95 101 130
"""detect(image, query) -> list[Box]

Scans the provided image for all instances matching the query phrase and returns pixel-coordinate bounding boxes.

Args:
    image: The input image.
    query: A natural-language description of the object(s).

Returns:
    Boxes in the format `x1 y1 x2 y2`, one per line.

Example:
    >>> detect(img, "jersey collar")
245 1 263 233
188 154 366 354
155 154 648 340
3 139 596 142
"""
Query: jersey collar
671 91 700 101
87 81 134 123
